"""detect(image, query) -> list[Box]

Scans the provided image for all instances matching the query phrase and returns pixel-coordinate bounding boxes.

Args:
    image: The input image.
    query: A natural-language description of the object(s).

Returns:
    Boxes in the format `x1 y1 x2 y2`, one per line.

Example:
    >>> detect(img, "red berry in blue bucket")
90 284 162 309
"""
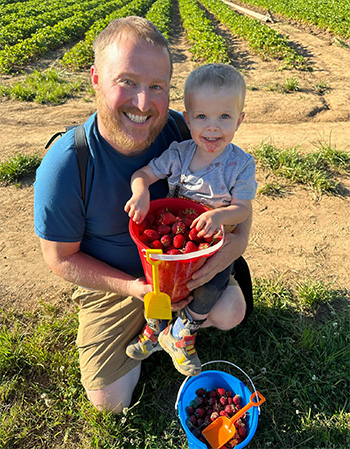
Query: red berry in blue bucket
186 386 248 448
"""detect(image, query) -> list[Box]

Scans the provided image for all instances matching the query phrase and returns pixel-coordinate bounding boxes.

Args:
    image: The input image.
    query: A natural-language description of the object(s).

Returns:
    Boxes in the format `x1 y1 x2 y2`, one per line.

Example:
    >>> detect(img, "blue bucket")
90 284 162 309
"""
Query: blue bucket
175 361 262 449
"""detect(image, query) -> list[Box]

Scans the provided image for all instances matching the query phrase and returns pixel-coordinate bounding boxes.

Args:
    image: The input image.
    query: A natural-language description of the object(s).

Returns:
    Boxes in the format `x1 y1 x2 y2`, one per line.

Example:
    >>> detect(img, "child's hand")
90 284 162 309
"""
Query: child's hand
124 193 150 224
191 210 221 238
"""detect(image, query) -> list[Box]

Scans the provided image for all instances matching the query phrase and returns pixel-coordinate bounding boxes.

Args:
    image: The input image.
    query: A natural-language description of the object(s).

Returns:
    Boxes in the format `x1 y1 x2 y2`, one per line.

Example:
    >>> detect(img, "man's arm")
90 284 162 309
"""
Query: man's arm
39 239 151 300
186 204 252 292
40 239 193 310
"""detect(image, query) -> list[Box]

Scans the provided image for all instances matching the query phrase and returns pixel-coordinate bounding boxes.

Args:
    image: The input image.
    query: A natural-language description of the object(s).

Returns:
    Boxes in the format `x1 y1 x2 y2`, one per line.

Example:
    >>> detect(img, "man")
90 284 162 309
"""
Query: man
34 16 253 414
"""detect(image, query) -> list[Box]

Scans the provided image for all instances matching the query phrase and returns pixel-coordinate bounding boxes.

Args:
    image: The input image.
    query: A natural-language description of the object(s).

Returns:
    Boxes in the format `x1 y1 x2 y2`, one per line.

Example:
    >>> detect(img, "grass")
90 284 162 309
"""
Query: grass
1 280 349 449
0 68 85 104
0 153 41 185
253 142 350 194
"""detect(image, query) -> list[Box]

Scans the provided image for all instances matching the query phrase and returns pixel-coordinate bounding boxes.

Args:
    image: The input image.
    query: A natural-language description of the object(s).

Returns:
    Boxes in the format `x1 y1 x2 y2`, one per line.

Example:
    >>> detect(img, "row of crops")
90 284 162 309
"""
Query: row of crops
234 0 350 39
0 0 348 75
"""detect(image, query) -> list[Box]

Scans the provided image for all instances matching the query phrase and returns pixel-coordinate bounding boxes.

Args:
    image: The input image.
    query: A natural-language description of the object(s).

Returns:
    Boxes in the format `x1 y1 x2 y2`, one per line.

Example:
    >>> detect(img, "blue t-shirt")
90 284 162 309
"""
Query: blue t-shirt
34 112 183 277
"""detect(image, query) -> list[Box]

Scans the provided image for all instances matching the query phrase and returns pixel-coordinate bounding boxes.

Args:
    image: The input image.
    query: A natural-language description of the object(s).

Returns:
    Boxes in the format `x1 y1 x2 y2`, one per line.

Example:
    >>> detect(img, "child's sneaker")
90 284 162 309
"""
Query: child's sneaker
158 310 203 376
126 319 166 360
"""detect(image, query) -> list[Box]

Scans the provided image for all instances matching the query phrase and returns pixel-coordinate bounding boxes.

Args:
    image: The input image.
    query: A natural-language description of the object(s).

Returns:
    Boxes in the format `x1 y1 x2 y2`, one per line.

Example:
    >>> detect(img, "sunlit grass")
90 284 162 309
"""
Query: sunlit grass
0 68 85 104
0 153 41 185
253 142 350 193
1 280 349 449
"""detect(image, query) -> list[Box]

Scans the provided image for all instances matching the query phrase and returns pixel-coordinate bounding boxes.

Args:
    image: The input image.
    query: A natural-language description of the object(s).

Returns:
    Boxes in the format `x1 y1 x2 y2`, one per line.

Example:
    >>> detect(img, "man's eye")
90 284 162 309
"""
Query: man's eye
151 85 162 90
122 79 134 86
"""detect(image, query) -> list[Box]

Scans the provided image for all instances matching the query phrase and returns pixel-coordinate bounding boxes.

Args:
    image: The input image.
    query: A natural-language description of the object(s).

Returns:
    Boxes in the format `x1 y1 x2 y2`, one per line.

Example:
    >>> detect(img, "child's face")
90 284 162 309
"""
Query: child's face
183 87 244 155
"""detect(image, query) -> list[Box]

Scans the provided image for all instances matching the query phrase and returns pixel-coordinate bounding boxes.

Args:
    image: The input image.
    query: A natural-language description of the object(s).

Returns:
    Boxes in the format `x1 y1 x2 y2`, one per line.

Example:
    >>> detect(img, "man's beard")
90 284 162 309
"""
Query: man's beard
95 88 168 154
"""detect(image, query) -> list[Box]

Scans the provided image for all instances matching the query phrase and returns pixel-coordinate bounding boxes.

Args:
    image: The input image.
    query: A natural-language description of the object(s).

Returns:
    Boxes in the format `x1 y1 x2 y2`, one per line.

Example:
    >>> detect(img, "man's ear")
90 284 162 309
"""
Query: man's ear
236 111 245 131
91 65 99 90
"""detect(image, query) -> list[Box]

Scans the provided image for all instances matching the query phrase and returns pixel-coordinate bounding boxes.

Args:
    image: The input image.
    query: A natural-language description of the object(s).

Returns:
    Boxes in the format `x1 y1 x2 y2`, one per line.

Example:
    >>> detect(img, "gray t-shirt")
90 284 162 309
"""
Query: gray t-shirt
148 139 257 208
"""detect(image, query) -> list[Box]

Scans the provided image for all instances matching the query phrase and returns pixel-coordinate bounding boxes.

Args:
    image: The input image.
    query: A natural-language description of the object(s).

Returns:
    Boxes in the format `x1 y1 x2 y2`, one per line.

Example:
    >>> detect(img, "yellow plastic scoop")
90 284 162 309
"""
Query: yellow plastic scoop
202 391 266 449
144 249 172 320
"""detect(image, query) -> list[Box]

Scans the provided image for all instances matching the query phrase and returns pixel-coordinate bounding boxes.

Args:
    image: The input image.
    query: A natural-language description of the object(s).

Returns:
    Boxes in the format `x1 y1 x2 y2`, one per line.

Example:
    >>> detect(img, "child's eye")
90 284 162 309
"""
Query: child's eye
197 114 206 119
221 114 230 119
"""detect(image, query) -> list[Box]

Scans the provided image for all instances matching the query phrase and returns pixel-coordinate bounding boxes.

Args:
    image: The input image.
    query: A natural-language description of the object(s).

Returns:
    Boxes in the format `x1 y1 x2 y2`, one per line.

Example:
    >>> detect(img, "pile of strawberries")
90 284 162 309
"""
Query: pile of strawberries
137 206 222 254
185 387 248 448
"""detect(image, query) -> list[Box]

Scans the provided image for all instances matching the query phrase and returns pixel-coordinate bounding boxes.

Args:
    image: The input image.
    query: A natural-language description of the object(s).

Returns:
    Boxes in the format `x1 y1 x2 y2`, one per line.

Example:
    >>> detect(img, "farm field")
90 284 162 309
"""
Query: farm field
1 0 349 309
0 0 349 448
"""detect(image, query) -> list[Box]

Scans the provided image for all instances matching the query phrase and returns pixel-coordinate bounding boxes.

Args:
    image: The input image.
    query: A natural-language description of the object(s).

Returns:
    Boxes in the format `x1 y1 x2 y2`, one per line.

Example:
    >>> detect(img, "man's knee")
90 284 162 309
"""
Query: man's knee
86 364 141 414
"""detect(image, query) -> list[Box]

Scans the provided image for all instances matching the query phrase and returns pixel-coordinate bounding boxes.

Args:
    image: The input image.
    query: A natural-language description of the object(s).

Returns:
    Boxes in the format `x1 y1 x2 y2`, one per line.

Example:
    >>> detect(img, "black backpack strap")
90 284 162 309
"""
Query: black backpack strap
74 124 89 204
169 109 191 141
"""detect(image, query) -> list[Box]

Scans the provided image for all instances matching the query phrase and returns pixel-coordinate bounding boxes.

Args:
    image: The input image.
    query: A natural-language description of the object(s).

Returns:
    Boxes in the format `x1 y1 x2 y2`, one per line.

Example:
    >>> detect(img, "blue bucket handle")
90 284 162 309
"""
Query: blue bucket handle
175 360 262 415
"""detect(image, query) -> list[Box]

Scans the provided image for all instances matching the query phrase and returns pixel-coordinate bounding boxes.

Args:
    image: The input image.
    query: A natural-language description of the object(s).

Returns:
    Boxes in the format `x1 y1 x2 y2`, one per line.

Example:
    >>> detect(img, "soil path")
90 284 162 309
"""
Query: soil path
1 7 349 312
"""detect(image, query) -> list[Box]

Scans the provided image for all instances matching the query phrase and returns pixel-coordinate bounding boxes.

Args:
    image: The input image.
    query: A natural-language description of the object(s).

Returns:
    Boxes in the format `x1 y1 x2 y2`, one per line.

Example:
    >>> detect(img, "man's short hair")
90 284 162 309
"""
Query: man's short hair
184 63 246 113
93 16 173 76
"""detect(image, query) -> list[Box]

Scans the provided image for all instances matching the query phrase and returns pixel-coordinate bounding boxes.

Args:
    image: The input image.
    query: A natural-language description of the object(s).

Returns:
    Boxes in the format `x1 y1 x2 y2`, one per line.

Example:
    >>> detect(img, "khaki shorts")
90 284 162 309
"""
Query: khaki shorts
72 275 245 391
72 288 145 391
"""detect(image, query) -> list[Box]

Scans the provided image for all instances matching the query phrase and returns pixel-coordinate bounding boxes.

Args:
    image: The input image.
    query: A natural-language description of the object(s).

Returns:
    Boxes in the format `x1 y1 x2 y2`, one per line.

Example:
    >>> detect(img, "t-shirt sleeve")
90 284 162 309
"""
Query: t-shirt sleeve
148 141 182 179
34 134 86 242
230 155 257 200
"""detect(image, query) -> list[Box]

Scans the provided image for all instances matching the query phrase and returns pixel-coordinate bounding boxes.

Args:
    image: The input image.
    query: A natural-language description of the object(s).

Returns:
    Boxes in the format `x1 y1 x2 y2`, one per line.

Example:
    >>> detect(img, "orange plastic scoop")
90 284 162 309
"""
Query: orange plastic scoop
143 249 172 320
202 391 266 449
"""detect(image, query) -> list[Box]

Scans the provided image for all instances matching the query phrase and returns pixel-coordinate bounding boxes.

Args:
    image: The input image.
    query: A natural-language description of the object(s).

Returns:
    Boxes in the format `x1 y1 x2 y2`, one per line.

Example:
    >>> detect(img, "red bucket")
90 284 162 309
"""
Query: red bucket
129 198 224 303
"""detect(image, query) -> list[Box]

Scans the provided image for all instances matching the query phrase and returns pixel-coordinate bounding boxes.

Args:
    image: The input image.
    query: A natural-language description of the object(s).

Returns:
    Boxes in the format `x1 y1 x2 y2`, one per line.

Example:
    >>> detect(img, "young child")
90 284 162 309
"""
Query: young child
125 63 257 376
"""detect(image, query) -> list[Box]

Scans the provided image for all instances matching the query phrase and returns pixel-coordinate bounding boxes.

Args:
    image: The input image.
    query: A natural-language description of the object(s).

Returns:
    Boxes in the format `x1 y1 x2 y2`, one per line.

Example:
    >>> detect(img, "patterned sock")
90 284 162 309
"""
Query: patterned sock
147 319 168 336
172 315 186 338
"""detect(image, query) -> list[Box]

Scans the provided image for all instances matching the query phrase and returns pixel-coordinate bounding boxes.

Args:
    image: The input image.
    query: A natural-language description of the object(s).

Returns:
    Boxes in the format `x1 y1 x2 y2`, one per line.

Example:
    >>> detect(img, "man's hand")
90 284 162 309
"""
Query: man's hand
171 294 193 311
127 278 153 301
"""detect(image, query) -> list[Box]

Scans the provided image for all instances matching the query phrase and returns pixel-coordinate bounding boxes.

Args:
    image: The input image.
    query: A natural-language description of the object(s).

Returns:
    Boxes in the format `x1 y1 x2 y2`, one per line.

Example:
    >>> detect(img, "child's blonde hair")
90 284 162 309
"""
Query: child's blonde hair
184 63 246 113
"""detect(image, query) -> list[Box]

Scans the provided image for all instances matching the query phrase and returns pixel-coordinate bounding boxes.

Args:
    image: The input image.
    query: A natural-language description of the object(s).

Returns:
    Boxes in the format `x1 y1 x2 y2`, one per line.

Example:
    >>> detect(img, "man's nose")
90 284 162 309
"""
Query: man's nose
133 87 152 112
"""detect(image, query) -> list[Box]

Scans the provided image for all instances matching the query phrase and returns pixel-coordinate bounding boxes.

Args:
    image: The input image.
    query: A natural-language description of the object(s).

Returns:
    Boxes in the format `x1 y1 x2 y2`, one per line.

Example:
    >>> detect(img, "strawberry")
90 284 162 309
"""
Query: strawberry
160 234 172 247
233 394 241 405
198 242 210 250
225 404 233 415
220 396 228 406
173 234 185 249
183 216 194 227
167 248 182 255
145 213 156 227
210 411 219 422
143 229 160 242
238 426 247 437
137 221 147 232
151 240 163 249
183 241 198 254
195 407 206 419
189 228 200 241
217 388 226 397
195 388 206 397
160 211 177 225
208 390 217 398
157 224 171 235
172 220 186 235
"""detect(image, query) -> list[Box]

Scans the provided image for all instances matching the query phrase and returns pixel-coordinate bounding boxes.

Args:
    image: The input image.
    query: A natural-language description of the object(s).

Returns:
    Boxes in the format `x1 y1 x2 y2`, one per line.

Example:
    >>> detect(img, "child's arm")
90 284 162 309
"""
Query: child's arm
192 199 251 238
124 165 160 224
